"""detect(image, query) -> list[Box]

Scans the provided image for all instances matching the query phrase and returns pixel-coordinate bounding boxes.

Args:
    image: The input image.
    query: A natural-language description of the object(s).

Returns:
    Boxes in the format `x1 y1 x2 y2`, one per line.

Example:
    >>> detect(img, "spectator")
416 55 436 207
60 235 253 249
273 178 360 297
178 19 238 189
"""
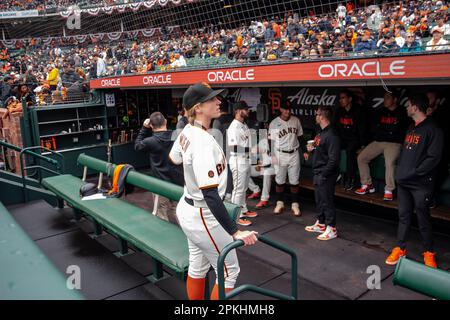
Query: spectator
378 33 399 53
399 32 422 52
355 30 377 53
0 76 15 107
426 26 449 51
46 63 59 91
95 53 107 78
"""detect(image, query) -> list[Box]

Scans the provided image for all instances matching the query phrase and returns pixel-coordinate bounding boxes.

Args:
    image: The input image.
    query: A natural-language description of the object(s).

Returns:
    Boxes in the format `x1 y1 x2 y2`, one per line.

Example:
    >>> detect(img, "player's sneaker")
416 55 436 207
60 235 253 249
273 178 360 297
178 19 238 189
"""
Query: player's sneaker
305 220 326 233
255 200 269 209
247 192 260 200
273 201 284 215
317 226 338 241
291 202 301 217
423 251 437 268
241 211 258 218
383 191 394 201
237 218 252 227
385 247 406 265
355 184 375 195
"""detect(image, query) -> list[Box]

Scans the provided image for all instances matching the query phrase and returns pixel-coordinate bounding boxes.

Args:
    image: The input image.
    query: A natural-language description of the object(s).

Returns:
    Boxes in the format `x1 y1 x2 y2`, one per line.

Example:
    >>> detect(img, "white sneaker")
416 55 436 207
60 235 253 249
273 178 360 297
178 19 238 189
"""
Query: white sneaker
291 202 301 216
305 220 326 233
317 226 338 241
274 201 284 215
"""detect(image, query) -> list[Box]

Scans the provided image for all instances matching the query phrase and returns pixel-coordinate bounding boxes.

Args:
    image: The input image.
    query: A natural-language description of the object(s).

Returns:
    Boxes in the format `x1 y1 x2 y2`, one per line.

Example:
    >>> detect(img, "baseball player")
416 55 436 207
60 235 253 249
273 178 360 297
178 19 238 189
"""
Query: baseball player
169 82 257 300
227 101 258 226
268 104 304 216
247 137 274 209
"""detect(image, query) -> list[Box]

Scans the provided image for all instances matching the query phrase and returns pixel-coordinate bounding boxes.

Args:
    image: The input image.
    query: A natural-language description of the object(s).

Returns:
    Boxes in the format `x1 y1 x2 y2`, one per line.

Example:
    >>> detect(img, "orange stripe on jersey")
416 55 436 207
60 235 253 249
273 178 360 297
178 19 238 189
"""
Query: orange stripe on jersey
199 184 219 190
199 208 229 278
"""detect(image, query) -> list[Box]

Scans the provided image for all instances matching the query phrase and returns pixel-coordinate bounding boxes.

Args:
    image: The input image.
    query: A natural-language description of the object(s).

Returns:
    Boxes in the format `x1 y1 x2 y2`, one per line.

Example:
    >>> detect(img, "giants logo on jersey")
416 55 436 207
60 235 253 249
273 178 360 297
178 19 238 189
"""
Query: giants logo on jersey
278 127 298 139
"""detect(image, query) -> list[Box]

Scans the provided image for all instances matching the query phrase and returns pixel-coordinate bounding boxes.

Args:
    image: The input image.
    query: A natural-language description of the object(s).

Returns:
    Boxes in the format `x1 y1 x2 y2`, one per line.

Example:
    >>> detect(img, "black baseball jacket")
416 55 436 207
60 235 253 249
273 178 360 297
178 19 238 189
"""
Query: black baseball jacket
395 117 444 187
312 125 341 178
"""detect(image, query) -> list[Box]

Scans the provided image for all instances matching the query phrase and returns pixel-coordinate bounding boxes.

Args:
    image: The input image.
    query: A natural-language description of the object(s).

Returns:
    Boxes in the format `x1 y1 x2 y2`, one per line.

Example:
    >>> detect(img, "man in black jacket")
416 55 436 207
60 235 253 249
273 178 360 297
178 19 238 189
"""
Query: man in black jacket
305 105 341 241
385 94 443 268
334 90 368 190
135 112 184 223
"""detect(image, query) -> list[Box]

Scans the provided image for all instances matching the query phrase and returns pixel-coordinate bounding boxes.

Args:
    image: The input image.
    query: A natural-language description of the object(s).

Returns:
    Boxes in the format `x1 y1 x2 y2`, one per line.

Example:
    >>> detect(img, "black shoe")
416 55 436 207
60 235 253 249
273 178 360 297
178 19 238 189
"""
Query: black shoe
429 199 437 209
345 179 356 191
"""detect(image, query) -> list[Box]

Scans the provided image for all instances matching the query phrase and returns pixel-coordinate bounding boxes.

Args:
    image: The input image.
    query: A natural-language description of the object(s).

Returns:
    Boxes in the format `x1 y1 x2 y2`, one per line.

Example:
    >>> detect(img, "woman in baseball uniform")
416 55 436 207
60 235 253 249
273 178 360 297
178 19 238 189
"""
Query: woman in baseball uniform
169 82 258 300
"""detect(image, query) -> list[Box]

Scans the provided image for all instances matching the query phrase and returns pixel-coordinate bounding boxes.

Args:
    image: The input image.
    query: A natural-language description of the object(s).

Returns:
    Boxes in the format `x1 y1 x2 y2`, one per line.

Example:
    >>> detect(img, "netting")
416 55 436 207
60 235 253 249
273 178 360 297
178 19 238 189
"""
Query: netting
1 0 391 41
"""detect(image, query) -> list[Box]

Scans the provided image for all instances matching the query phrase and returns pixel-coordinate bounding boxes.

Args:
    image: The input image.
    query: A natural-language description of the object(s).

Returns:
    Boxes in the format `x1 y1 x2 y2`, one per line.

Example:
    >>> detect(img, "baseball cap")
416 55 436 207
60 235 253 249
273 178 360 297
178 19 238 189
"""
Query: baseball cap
431 26 443 34
182 82 228 110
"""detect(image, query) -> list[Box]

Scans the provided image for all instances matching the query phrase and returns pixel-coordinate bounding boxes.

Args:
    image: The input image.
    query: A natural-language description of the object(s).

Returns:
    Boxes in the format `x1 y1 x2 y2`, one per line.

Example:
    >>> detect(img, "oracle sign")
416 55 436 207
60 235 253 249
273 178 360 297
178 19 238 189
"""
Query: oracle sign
101 78 121 87
318 60 406 78
207 69 255 82
142 74 172 85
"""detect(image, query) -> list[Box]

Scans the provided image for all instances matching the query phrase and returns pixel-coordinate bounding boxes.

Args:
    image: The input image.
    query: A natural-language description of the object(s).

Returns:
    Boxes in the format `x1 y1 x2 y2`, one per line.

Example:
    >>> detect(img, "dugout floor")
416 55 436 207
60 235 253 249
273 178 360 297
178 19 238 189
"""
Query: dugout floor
7 191 450 300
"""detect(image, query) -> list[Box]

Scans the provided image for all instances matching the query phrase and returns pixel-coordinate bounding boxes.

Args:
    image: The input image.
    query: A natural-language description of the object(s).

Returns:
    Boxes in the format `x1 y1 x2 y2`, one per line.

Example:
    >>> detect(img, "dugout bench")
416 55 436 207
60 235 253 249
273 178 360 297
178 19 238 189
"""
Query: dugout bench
41 154 298 299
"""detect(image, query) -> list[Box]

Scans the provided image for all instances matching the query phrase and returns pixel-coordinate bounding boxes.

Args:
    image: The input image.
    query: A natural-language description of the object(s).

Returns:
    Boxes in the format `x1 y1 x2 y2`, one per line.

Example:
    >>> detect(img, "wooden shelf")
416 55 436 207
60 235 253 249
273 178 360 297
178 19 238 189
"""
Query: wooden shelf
40 129 106 139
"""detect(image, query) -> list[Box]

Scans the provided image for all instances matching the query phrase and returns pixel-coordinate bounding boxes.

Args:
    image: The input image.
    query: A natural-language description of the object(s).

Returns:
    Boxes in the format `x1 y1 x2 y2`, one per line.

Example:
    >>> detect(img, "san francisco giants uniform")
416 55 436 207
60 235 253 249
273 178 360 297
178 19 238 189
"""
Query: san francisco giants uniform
248 138 274 201
169 124 240 288
227 118 252 216
269 115 303 185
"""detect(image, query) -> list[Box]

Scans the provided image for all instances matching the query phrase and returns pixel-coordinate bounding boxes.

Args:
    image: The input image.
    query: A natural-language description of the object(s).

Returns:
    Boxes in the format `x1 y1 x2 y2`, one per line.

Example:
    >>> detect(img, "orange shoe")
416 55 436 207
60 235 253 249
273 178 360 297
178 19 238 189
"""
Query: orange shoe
255 200 269 209
383 192 394 201
247 192 260 200
385 247 406 265
355 184 375 195
237 218 252 226
423 251 437 268
242 211 258 218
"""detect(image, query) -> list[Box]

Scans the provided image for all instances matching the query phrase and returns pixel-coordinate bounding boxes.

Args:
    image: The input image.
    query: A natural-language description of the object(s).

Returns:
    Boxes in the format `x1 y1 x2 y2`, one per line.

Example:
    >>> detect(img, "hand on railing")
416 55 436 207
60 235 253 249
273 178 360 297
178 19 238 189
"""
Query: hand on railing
232 230 258 246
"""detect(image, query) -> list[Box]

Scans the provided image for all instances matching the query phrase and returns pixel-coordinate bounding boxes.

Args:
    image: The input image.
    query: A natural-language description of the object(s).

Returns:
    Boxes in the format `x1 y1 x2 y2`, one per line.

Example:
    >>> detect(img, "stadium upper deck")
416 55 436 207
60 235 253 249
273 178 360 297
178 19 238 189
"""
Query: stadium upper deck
0 0 450 107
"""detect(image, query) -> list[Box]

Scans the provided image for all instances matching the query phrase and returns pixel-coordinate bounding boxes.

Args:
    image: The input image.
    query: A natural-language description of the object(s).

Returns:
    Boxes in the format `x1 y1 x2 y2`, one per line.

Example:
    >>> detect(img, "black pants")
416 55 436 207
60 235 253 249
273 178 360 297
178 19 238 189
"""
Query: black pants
314 173 338 227
397 183 434 252
342 139 360 180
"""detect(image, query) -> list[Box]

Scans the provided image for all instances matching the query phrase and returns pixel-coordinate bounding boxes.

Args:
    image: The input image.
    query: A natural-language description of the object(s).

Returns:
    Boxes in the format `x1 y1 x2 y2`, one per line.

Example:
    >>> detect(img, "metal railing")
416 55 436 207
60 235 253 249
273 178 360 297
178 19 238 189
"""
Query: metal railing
217 234 298 300
0 140 64 202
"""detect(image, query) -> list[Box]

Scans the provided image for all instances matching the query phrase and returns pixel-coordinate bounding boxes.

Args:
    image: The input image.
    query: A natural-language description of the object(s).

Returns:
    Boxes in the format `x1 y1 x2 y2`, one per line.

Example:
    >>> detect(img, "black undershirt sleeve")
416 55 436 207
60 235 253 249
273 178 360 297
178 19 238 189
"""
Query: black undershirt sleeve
201 188 238 236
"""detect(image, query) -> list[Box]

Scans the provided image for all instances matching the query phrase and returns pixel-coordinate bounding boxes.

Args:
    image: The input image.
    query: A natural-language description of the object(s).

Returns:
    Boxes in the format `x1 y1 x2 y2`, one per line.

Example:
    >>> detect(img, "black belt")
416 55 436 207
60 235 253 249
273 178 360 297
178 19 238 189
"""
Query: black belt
185 197 195 206
184 196 224 206
231 146 250 153
278 148 298 154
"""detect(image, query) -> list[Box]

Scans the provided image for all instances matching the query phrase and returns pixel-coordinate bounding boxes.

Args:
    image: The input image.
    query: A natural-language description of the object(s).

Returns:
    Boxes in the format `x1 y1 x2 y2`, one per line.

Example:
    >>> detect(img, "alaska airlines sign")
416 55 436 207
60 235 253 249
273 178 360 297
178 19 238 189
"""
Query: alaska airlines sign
90 53 450 89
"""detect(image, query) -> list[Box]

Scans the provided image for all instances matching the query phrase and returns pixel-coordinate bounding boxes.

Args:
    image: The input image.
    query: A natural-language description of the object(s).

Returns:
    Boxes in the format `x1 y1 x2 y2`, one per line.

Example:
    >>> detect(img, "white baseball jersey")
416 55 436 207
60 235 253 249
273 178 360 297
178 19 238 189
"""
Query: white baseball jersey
227 119 250 156
169 124 227 206
269 116 303 152
171 123 239 289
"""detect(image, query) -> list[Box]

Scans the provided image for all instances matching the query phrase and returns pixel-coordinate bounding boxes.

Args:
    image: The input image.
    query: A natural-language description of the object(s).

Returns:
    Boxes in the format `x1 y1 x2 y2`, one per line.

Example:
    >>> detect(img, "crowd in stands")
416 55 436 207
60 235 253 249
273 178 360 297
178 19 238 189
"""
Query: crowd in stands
1 0 450 107
0 0 137 12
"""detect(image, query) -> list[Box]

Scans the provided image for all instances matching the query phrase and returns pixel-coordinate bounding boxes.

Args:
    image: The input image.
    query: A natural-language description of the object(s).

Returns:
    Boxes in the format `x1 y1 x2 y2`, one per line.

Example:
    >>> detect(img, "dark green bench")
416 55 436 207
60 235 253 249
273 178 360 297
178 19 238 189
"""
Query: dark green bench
0 202 84 300
41 154 240 281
